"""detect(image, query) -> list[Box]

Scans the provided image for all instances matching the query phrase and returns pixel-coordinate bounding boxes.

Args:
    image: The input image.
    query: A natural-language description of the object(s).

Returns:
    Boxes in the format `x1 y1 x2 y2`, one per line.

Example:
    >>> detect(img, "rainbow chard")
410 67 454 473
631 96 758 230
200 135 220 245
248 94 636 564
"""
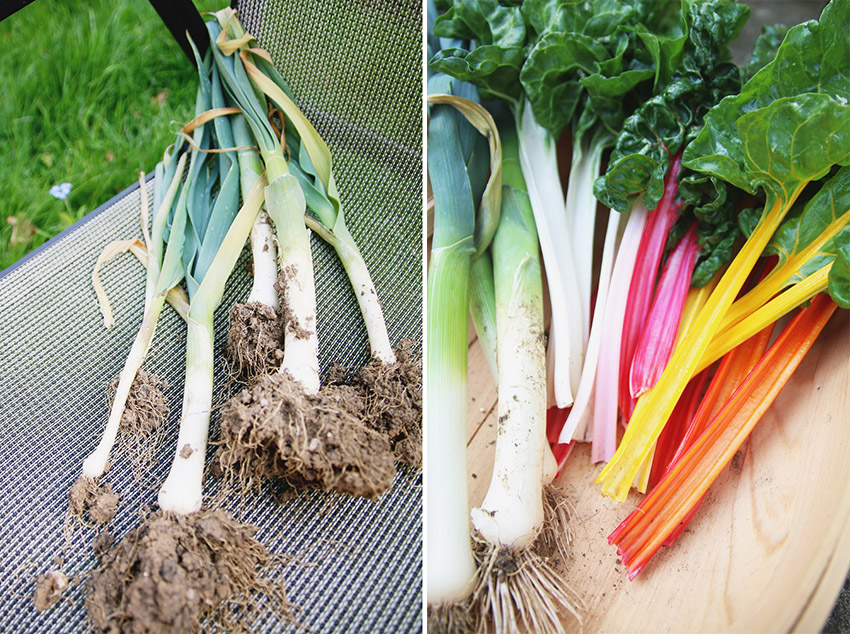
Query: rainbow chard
598 0 850 501
630 223 700 398
592 0 749 464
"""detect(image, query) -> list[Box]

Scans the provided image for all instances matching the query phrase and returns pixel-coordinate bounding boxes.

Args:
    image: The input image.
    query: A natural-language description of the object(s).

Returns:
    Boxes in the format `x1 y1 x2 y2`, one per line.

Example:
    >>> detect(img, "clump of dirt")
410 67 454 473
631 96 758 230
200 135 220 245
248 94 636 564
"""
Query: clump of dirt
217 373 396 500
66 476 120 532
110 370 169 475
33 570 69 612
226 302 285 382
86 509 285 634
326 341 422 466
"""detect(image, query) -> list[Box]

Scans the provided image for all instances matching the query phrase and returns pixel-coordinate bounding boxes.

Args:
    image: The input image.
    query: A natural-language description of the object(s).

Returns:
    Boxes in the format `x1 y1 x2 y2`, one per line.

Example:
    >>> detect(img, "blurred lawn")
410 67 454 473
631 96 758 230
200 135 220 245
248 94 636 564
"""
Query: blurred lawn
0 0 223 271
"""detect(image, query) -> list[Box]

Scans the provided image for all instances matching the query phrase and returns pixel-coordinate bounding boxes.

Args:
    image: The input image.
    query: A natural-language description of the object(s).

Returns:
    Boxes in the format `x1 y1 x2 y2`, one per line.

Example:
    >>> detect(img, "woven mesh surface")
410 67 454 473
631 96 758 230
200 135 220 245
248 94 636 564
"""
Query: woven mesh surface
0 0 422 631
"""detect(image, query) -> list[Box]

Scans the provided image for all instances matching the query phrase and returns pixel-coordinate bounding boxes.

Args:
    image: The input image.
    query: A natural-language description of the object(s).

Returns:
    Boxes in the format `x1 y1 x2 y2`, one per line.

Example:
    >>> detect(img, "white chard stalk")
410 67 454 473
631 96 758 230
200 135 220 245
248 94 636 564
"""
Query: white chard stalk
516 102 582 407
560 207 625 443
565 135 608 351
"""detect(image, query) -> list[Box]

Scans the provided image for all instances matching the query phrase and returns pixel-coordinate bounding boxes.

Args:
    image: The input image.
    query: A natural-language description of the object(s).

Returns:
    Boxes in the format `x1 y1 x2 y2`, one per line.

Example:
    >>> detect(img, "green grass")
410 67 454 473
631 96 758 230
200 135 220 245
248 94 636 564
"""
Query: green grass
0 0 222 271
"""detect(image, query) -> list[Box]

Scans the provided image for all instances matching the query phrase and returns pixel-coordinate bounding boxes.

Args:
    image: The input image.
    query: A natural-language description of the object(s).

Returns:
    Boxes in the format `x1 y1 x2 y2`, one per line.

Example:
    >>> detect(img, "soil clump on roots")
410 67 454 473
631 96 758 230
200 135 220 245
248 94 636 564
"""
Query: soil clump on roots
86 509 284 633
67 476 120 529
326 341 422 466
226 302 285 383
217 373 396 499
110 370 169 473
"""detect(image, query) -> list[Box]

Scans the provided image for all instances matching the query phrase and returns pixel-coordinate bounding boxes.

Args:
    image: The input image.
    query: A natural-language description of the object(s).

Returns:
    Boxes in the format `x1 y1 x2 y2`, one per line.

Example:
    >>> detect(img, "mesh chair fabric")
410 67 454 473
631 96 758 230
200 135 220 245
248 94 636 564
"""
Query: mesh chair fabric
0 0 422 630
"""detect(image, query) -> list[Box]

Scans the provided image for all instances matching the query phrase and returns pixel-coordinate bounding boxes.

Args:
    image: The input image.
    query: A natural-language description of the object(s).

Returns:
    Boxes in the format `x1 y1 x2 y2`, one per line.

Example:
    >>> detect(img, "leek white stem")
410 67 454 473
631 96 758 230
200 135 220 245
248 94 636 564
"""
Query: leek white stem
329 222 396 364
82 292 167 479
246 210 279 309
426 243 477 603
267 174 320 395
471 183 547 548
157 317 213 514
471 255 546 547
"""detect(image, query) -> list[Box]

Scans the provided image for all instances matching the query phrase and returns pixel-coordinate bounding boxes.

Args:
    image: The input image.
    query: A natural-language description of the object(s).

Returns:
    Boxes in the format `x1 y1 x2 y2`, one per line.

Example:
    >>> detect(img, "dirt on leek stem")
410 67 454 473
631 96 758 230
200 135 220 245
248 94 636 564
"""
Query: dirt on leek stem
610 294 836 578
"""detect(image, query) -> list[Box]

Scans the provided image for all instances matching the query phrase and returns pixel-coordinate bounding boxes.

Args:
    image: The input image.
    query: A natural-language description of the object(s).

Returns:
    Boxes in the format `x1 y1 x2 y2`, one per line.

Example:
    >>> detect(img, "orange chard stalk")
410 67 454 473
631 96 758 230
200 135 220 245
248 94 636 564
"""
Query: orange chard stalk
610 294 837 579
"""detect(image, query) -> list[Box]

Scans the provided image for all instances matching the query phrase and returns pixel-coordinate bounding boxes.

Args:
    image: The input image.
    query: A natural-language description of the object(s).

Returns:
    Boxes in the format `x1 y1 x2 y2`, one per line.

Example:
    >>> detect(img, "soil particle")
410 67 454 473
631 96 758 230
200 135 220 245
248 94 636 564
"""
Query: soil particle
68 476 120 526
92 531 114 556
179 444 194 459
217 373 396 500
326 341 422 466
33 570 69 612
226 302 285 382
86 509 284 634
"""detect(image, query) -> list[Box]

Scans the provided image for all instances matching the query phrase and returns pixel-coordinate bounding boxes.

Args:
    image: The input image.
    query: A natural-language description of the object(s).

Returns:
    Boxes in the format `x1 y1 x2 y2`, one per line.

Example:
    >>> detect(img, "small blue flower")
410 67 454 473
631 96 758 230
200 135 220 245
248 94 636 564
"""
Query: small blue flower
49 182 72 200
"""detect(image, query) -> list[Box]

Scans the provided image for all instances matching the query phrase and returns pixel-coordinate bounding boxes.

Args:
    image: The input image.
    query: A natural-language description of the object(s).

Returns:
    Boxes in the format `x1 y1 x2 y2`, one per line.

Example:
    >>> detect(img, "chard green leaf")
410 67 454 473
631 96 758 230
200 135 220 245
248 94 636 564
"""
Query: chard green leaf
429 45 526 102
735 94 850 200
596 0 746 213
691 221 738 286
675 169 743 285
579 67 655 134
738 207 761 238
683 0 748 68
583 0 635 38
765 166 850 285
520 0 591 39
683 0 850 199
744 24 788 81
828 243 850 308
635 26 687 89
433 0 526 47
520 31 609 136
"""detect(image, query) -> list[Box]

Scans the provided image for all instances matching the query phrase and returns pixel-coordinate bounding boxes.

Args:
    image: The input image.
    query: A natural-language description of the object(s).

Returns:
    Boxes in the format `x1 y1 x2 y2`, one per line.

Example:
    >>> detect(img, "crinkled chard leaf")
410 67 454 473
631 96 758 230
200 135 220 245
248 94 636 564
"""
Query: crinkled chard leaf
433 0 526 47
520 31 609 136
520 0 593 40
430 45 527 102
744 24 788 81
595 0 746 213
683 0 850 200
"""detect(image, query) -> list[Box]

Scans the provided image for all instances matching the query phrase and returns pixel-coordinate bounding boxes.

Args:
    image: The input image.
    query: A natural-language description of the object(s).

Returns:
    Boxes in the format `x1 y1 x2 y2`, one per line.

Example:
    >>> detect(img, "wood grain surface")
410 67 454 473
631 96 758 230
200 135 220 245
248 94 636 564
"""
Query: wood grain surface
465 308 850 633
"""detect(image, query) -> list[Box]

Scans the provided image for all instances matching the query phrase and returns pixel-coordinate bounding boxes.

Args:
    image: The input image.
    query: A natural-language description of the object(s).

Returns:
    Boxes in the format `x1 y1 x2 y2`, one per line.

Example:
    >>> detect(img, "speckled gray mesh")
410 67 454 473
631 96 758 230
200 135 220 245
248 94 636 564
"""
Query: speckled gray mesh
0 0 422 631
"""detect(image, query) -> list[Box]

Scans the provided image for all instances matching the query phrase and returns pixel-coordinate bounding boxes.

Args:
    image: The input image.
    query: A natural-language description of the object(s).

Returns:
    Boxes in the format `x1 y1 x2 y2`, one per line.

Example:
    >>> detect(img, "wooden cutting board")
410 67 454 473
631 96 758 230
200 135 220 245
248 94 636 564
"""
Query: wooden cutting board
465 308 850 632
